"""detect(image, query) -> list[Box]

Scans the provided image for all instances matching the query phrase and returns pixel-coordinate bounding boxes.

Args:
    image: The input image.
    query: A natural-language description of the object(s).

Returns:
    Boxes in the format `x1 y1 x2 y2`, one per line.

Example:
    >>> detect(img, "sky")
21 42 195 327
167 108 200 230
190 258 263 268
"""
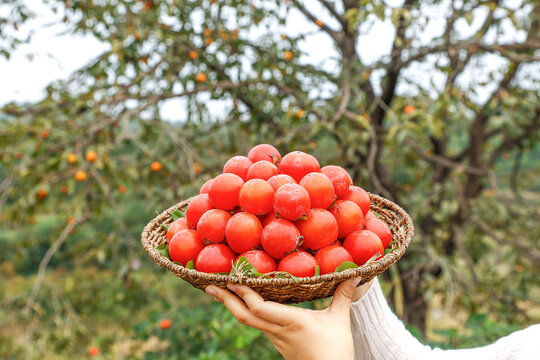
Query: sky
0 0 536 121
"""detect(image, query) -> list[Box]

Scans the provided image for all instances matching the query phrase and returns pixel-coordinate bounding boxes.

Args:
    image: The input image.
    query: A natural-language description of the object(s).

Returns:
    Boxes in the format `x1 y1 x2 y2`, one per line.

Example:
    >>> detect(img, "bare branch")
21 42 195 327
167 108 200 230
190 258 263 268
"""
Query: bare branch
404 139 487 176
25 215 90 313
318 0 346 29
291 0 339 41
487 108 540 165
330 76 351 122
470 216 540 270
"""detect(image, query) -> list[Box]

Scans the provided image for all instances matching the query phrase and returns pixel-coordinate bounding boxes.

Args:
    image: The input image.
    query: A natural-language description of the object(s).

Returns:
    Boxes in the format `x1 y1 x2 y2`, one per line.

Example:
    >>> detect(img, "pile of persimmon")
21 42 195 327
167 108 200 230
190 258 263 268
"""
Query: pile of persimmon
162 144 392 278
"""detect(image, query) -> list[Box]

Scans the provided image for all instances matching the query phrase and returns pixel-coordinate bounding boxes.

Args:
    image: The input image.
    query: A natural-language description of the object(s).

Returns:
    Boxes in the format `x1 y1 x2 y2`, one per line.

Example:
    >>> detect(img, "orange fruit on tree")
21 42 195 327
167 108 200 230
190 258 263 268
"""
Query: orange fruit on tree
283 50 293 61
160 318 172 329
315 19 324 27
204 38 214 46
142 0 153 11
404 105 416 115
119 185 127 193
67 153 77 164
151 161 162 172
195 73 207 82
193 162 202 175
85 150 97 162
75 170 87 182
41 129 50 139
37 189 47 200
88 346 99 357
189 50 198 59
203 28 212 37
60 185 68 194
296 109 305 118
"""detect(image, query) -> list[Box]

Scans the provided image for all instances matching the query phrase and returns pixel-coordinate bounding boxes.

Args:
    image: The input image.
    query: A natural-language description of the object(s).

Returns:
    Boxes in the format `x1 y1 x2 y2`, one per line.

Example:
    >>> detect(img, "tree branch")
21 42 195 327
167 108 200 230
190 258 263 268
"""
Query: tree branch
404 139 487 175
318 0 346 29
25 215 90 313
471 216 540 270
291 0 339 41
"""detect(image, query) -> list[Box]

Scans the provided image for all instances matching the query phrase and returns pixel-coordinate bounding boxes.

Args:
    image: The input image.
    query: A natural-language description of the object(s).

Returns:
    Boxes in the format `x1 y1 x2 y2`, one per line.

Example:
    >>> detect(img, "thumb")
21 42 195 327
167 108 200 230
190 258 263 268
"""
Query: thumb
329 277 362 315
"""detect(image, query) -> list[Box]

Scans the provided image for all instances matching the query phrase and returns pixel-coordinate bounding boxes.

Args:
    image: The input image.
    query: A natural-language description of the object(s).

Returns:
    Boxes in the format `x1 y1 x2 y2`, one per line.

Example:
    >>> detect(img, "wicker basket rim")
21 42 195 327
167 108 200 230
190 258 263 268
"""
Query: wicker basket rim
141 193 414 285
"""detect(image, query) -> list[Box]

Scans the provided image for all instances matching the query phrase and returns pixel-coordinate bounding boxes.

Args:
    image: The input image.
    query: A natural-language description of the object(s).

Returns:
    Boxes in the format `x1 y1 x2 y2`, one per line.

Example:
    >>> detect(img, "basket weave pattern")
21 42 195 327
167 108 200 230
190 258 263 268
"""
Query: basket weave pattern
141 193 414 303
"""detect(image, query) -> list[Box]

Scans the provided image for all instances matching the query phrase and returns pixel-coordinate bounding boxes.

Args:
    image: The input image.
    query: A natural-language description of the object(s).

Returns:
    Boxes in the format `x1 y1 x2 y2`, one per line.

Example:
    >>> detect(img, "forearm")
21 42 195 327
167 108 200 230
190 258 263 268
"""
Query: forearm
349 277 539 360
350 277 433 360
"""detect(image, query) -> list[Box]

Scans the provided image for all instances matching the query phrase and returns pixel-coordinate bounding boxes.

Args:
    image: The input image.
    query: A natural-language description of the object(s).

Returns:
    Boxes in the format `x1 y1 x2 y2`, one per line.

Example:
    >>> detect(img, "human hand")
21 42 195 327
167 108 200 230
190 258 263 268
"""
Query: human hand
206 278 371 360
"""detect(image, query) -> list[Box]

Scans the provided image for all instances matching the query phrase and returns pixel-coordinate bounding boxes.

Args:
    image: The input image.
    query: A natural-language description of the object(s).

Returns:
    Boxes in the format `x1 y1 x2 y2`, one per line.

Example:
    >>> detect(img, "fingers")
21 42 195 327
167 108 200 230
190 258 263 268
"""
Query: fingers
206 285 275 332
226 284 296 326
352 278 375 302
329 277 362 315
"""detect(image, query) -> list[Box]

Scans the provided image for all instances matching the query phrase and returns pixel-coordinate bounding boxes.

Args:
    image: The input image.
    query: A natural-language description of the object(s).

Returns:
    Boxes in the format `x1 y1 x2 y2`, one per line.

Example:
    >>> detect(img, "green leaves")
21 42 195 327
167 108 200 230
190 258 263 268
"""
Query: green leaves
156 243 170 259
229 256 262 277
171 210 185 221
335 261 359 272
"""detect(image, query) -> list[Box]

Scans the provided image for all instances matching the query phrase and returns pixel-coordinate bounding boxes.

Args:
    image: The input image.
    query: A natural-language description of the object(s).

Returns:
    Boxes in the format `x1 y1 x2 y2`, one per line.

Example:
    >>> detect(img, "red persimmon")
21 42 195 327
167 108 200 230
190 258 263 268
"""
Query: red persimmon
223 156 252 180
343 230 384 266
208 173 244 210
196 209 231 244
299 172 335 209
364 218 392 248
199 179 213 194
267 174 297 191
185 193 213 228
237 250 276 273
261 212 278 226
279 151 320 183
247 144 282 165
321 165 352 199
246 160 279 181
226 212 263 253
278 251 318 277
273 183 311 221
342 185 370 216
169 229 205 266
330 200 364 239
365 211 378 221
261 219 301 259
314 244 353 275
239 179 275 215
295 208 338 251
196 244 236 273
166 217 189 241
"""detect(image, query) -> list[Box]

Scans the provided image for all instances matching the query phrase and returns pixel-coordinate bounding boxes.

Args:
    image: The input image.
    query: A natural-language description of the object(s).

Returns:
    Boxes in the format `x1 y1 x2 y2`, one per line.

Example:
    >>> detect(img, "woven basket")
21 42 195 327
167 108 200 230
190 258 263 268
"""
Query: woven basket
141 193 414 303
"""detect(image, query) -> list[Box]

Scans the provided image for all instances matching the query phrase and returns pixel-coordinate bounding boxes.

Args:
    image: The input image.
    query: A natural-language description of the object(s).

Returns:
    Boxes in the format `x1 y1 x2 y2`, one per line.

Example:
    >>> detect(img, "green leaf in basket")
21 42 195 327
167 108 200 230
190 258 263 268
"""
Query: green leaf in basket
315 265 320 276
384 248 395 255
186 260 195 269
161 224 169 231
171 210 185 221
335 261 359 272
371 211 381 219
173 261 183 265
230 256 259 277
156 243 170 259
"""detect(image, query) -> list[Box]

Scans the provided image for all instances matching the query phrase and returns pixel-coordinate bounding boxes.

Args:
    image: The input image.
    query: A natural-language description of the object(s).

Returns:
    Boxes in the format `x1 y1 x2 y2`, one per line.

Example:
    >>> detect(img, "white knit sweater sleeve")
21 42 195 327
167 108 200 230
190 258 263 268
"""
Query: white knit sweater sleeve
349 277 540 360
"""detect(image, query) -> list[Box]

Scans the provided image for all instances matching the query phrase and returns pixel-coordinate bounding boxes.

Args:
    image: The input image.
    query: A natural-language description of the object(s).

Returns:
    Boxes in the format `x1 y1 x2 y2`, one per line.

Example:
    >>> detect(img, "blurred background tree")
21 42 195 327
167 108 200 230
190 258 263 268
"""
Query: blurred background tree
1 0 539 358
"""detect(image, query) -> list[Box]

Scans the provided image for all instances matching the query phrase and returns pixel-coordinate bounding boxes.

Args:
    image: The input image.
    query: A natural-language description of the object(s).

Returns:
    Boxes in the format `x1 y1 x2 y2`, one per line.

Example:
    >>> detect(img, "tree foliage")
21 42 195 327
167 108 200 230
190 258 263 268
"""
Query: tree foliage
1 0 539 356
